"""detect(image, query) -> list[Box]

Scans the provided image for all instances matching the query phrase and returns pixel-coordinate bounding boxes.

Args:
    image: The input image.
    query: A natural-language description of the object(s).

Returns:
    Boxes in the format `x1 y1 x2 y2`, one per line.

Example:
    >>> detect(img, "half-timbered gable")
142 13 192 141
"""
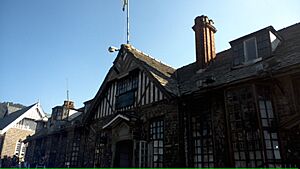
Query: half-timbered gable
81 44 182 168
86 44 177 122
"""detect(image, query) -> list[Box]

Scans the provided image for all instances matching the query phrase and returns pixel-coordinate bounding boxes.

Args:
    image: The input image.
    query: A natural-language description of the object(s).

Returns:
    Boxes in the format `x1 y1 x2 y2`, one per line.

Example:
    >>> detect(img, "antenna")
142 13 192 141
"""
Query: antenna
122 0 130 44
126 0 130 44
66 78 69 101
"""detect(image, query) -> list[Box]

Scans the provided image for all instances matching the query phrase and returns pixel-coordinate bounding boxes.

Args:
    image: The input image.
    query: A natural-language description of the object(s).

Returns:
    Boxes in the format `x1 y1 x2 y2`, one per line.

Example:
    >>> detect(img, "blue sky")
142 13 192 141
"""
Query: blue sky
0 0 299 114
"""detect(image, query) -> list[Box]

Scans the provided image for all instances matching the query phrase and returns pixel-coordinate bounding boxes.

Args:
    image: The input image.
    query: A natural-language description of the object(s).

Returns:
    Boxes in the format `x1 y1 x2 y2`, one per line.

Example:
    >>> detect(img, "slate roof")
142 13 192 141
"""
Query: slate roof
82 45 180 123
118 23 300 97
26 111 83 141
83 22 300 124
176 22 300 95
0 102 25 118
0 103 36 130
268 23 300 72
125 46 179 96
90 23 300 98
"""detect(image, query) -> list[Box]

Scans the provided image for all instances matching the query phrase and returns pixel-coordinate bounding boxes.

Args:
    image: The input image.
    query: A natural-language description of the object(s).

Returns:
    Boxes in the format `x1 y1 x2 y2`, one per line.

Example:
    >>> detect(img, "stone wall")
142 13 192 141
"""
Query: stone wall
84 99 180 167
272 75 300 165
1 127 33 158
139 101 180 167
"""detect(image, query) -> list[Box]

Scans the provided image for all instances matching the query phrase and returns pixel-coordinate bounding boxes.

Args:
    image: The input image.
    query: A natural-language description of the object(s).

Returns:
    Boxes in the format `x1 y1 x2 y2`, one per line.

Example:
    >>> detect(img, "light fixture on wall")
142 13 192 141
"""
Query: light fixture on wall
108 46 120 53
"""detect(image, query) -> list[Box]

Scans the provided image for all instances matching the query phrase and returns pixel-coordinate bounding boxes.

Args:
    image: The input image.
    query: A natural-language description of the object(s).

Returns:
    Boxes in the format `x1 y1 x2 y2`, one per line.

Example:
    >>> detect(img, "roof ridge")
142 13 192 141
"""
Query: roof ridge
278 22 300 32
128 45 176 70
177 48 231 71
0 103 37 131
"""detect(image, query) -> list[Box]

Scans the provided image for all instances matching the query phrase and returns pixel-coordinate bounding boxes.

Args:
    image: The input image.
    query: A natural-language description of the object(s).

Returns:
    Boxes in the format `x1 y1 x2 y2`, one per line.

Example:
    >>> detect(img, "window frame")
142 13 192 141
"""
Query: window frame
149 118 164 167
243 37 259 62
226 86 264 167
256 86 282 166
192 115 214 168
115 71 139 109
116 72 138 96
70 134 80 167
135 140 148 167
94 133 106 167
15 140 22 156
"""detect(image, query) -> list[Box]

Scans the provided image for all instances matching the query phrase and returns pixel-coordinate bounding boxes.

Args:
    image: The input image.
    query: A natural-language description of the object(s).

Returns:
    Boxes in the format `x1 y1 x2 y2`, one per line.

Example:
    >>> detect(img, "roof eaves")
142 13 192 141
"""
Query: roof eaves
229 26 274 45
0 103 37 134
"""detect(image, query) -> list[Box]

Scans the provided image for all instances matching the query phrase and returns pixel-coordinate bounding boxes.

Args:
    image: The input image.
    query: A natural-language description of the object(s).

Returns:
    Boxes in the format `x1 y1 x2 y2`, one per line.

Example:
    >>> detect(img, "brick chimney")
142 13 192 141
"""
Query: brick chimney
192 15 217 68
63 100 74 109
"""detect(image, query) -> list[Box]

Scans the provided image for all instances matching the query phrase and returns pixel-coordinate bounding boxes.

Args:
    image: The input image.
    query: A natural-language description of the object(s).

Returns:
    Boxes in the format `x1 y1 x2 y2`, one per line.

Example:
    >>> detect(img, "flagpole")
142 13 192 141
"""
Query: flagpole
126 0 130 44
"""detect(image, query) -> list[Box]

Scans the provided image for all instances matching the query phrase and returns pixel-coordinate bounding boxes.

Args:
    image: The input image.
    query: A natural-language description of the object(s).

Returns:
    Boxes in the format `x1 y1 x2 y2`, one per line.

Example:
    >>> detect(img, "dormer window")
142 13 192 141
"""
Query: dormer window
243 37 258 62
231 26 282 67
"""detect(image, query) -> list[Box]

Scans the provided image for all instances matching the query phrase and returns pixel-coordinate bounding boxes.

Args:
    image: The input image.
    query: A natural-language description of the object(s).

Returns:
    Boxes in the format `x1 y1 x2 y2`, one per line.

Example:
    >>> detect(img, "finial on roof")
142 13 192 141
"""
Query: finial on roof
123 43 132 50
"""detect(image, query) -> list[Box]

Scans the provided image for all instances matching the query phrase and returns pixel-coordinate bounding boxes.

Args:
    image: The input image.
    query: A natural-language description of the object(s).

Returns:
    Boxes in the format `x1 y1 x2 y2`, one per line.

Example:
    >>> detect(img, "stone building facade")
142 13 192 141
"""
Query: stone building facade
26 15 300 167
1 128 34 160
0 103 46 167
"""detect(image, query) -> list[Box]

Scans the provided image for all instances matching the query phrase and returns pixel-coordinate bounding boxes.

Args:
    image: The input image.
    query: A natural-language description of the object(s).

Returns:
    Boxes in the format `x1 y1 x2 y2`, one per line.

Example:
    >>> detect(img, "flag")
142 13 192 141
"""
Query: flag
122 0 128 11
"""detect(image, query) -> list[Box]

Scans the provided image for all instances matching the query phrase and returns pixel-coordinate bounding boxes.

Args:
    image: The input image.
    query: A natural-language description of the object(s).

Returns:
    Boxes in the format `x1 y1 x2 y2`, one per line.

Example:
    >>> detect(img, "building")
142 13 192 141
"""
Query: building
0 102 46 167
25 100 84 168
0 102 25 119
83 42 181 168
25 15 300 167
178 16 300 167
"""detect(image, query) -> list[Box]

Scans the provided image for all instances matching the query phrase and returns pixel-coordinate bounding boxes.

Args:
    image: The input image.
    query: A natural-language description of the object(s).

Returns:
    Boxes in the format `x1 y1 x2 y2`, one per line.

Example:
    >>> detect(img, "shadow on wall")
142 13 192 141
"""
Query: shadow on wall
0 155 20 168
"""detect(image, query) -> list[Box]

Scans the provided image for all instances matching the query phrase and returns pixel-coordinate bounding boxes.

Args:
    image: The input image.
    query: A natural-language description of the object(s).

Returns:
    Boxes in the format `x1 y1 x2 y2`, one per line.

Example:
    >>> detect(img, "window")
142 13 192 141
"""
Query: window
257 86 281 166
15 140 22 156
116 72 138 109
57 133 68 167
244 37 258 62
16 118 37 131
47 136 60 167
70 134 80 167
57 110 62 120
135 141 148 167
192 115 214 168
94 133 106 167
20 143 27 156
116 90 135 109
226 87 264 167
150 119 164 167
117 73 138 95
14 140 27 160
